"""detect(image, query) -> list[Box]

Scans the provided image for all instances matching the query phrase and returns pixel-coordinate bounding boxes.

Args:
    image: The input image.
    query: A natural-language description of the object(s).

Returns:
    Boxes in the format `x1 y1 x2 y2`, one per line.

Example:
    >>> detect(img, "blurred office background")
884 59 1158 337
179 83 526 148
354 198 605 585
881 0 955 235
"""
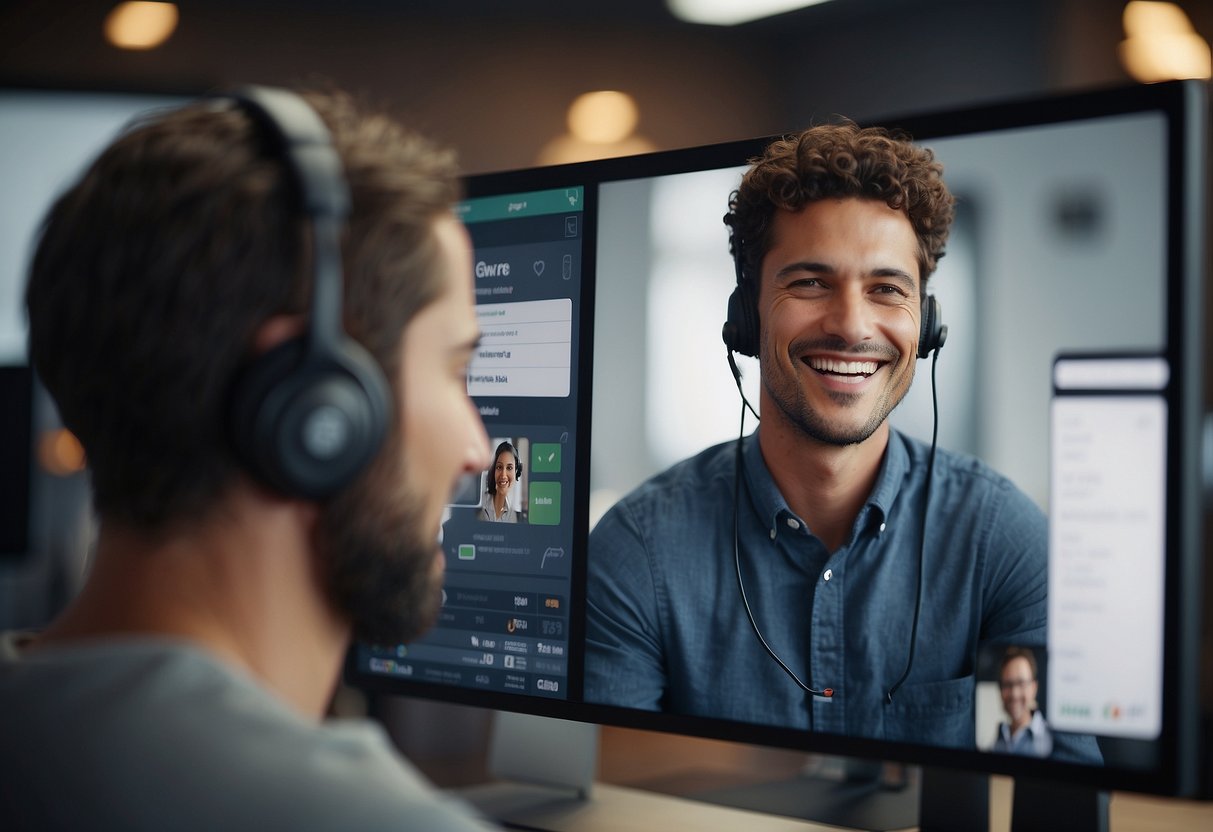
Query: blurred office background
1 0 1211 795
2 0 1210 174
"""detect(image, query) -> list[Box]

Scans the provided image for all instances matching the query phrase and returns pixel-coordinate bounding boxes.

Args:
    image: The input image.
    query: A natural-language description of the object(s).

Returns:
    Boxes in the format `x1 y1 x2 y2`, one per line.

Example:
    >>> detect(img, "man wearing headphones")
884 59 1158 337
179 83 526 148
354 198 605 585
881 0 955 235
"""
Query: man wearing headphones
0 89 496 828
585 123 1097 762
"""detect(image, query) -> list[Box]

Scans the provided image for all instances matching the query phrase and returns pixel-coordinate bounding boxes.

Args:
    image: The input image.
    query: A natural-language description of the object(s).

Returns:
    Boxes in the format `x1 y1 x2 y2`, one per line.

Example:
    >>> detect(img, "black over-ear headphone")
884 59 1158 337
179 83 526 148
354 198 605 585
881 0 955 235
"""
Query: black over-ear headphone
722 235 947 360
225 86 391 499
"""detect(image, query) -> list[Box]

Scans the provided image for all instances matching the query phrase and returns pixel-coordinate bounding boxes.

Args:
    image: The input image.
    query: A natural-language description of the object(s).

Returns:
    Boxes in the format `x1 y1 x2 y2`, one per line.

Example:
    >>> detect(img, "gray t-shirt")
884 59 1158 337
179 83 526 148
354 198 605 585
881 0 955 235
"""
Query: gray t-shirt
0 633 496 831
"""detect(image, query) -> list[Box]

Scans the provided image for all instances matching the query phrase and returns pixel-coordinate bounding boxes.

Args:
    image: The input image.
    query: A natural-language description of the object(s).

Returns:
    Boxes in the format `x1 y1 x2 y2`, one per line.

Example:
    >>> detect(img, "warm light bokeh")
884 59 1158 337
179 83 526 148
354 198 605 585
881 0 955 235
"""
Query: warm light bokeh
1119 1 1211 82
538 90 656 165
38 429 86 477
104 2 179 51
567 91 640 145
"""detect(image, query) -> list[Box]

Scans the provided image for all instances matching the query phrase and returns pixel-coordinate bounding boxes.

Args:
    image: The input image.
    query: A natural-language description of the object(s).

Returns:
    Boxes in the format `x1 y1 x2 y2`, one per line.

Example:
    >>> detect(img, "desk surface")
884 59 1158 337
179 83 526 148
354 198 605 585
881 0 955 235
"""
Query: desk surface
595 726 1213 832
455 779 1213 832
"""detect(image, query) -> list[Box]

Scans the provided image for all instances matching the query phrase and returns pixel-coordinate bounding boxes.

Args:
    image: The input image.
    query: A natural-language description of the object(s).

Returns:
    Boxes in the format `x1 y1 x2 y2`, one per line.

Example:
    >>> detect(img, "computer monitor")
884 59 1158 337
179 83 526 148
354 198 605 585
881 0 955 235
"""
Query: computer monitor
348 82 1202 825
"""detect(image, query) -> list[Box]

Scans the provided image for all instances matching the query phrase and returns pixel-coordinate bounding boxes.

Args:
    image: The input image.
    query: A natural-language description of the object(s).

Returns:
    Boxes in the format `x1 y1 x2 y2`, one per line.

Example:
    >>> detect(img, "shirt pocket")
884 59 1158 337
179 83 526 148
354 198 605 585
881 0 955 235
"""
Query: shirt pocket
882 674 975 748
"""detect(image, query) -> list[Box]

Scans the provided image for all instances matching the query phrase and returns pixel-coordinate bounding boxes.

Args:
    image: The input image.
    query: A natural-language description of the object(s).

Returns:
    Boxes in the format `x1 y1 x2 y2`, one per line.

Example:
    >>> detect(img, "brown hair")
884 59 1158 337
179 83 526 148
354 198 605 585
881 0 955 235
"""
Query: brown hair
1000 646 1039 681
26 89 460 529
725 120 955 289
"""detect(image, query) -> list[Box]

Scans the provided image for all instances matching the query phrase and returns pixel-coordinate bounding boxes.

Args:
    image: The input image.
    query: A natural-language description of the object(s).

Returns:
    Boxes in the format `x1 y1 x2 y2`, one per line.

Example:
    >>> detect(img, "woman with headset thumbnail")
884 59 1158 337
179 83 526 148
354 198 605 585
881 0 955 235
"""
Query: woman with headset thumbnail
480 440 522 523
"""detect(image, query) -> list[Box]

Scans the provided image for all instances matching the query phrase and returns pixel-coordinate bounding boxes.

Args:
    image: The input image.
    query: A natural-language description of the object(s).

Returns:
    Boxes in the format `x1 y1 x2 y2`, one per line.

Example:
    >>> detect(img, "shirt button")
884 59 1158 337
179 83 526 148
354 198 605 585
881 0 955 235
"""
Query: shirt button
879 522 887 534
823 569 833 582
769 528 777 540
786 518 800 530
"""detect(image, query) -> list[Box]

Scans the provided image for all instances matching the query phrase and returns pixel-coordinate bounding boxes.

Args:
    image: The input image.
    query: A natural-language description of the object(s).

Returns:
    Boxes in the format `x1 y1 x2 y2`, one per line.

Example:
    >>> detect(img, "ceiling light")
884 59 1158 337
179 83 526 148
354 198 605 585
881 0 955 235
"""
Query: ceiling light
105 2 179 51
667 0 835 26
1119 2 1211 83
567 91 640 145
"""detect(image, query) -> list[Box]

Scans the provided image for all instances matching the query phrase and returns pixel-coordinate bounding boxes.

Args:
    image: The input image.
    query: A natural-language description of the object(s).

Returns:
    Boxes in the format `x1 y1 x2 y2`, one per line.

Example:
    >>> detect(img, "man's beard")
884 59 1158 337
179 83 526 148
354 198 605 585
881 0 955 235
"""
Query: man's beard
761 336 911 447
313 432 444 647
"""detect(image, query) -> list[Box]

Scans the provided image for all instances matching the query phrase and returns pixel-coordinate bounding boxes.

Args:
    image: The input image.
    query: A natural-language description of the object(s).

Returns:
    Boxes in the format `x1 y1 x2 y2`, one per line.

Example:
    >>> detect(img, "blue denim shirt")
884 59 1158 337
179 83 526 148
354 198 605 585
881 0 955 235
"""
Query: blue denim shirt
586 429 1100 762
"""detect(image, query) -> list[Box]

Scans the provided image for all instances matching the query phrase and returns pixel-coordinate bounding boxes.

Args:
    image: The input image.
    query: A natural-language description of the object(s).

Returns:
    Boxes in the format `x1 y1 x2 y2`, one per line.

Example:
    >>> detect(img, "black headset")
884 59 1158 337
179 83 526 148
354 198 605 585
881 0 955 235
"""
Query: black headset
224 86 391 499
721 233 947 360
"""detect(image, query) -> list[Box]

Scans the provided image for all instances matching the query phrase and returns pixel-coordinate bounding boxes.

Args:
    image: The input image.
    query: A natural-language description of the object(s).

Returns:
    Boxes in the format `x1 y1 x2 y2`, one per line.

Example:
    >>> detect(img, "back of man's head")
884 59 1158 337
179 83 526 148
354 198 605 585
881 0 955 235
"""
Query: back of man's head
26 90 459 531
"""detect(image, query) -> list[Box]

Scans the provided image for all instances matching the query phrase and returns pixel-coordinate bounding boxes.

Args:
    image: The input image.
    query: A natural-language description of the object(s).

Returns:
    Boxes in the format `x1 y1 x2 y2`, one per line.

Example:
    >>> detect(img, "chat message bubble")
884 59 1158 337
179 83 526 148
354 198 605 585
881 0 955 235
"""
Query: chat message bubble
469 298 572 398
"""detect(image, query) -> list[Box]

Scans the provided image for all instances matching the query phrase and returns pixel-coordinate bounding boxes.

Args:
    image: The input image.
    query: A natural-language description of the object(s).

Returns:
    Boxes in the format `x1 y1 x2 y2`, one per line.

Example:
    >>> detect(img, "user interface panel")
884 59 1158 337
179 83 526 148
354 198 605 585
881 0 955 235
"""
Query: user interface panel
358 186 589 700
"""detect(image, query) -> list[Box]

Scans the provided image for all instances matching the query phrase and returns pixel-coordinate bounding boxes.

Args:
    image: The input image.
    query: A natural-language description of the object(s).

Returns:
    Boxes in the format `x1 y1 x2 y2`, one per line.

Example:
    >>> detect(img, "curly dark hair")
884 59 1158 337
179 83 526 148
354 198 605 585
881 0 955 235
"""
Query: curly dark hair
26 89 460 530
724 120 955 290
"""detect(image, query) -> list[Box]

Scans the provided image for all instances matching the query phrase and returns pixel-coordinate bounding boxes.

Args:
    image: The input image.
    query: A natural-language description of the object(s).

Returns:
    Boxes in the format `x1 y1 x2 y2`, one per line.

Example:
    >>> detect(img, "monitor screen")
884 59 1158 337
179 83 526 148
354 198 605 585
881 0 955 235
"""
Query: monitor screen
348 80 1208 798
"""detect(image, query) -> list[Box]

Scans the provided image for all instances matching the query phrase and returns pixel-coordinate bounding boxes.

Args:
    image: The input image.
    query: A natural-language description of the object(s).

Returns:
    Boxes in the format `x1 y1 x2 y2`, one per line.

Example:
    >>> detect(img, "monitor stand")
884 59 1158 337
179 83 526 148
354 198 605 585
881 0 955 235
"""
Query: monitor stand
456 711 599 824
1008 778 1109 832
922 772 1108 832
486 710 599 800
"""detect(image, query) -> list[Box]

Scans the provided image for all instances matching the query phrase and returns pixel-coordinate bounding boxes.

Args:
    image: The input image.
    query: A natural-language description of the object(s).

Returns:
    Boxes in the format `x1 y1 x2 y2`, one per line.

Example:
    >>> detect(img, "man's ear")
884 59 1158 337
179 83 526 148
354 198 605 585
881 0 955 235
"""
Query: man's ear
251 314 307 355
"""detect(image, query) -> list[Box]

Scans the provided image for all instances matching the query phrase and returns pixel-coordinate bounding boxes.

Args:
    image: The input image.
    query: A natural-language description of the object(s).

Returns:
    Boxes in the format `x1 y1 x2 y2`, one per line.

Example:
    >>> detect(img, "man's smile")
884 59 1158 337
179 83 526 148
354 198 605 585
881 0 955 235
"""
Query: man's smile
803 355 884 383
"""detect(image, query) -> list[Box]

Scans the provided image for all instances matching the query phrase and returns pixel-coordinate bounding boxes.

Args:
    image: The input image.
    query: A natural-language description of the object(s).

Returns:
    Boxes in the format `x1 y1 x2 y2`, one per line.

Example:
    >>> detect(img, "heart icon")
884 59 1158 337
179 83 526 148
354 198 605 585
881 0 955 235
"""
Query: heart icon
533 260 545 276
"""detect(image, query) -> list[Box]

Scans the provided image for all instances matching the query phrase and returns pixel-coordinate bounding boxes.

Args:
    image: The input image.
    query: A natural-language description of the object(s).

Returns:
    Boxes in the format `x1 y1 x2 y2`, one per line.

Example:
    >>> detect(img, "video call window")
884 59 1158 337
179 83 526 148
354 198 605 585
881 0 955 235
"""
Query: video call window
583 107 1169 768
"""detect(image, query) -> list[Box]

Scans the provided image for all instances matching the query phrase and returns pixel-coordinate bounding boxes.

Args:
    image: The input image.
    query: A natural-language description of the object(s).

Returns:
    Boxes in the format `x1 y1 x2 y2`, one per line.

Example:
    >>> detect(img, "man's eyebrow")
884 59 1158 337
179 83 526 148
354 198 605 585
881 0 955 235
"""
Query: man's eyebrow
775 261 835 279
871 268 918 293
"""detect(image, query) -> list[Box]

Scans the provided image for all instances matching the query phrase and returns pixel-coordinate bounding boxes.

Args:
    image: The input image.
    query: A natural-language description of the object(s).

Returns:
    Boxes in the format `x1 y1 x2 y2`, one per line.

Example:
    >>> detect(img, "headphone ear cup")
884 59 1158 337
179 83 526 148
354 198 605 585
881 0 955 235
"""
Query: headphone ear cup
228 336 391 498
918 294 948 359
723 284 761 358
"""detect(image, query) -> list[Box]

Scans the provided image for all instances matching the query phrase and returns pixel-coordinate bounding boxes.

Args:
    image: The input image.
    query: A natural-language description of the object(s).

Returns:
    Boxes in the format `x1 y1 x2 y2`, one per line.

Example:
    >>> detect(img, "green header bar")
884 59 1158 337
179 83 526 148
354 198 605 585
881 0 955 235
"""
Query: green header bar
458 186 584 224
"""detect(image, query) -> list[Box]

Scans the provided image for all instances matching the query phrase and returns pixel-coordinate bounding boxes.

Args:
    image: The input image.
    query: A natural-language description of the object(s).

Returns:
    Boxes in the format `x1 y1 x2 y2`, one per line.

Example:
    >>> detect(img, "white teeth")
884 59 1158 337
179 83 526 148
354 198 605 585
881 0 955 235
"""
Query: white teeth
808 357 878 375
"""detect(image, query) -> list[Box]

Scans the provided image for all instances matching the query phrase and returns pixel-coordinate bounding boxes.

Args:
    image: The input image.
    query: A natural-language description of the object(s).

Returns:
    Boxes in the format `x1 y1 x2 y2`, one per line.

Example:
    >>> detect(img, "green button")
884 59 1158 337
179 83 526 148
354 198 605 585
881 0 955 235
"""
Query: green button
532 443 561 473
529 482 561 526
458 544 476 560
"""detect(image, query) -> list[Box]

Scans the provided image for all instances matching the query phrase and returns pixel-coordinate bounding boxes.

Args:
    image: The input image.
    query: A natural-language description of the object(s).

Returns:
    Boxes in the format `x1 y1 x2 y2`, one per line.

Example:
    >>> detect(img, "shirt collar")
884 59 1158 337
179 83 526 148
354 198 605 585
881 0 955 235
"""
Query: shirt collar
1004 709 1047 742
742 427 913 535
740 430 787 529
